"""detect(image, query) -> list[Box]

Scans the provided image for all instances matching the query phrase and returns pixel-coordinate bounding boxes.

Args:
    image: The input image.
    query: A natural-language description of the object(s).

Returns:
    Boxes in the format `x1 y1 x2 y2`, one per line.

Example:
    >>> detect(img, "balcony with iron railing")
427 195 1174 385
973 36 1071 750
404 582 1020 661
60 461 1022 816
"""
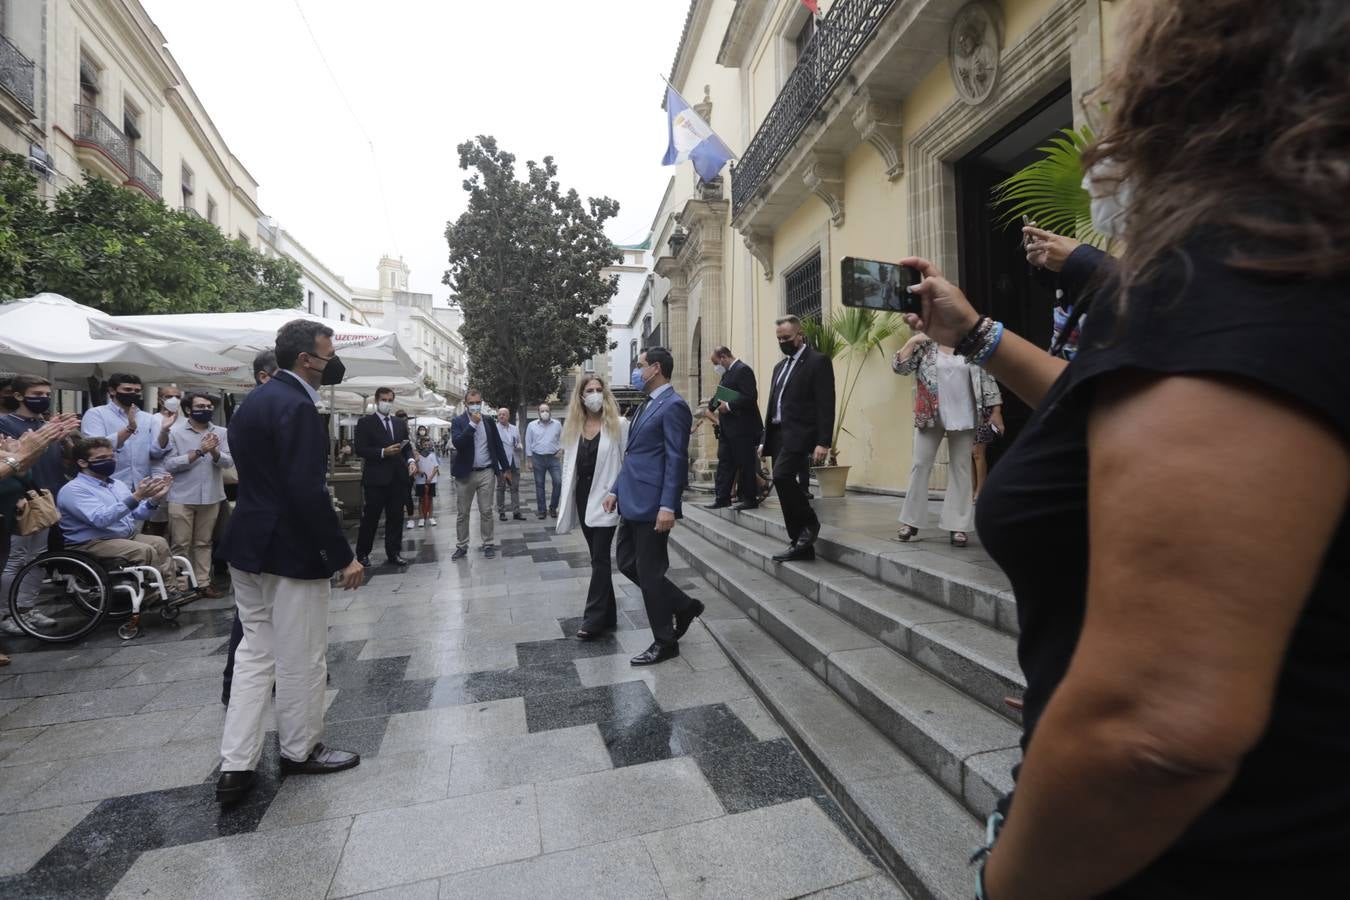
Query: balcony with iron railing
0 33 36 114
641 323 664 351
182 205 203 220
731 0 898 220
128 150 162 200
74 104 131 176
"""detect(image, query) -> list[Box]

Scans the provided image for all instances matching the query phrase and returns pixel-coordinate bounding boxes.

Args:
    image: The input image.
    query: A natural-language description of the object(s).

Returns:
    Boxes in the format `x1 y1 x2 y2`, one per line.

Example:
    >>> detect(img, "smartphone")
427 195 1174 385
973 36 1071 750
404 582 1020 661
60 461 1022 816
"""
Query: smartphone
840 257 923 315
1021 215 1035 250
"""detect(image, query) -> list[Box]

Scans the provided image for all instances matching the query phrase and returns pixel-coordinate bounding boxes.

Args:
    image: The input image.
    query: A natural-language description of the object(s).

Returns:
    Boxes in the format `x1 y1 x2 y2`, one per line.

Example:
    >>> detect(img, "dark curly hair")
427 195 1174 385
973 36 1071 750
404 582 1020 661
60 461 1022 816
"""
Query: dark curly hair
1083 0 1350 282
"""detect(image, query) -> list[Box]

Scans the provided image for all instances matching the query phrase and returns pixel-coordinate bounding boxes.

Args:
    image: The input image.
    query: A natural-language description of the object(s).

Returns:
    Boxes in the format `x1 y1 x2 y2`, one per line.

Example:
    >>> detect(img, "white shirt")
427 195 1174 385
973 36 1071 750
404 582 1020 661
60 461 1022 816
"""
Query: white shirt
415 451 440 484
280 370 322 405
495 421 520 466
471 419 491 468
772 344 806 424
935 351 976 432
525 418 563 457
80 402 168 489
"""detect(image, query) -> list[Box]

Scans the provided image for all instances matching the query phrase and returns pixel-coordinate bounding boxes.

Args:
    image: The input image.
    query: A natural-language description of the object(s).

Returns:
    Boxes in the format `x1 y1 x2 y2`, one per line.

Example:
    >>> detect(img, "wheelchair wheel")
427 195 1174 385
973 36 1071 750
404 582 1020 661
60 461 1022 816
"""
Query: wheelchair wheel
8 553 110 643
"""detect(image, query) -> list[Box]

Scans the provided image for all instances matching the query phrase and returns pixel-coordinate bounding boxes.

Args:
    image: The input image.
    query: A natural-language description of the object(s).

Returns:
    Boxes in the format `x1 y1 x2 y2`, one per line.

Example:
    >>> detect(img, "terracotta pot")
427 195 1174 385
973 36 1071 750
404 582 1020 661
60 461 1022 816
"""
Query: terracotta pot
811 465 851 498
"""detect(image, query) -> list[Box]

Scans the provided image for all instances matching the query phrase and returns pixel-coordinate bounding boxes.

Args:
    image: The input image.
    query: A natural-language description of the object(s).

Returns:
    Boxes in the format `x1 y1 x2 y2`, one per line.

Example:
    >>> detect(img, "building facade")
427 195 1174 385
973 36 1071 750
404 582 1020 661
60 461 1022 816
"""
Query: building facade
650 0 1119 492
602 243 651 386
255 218 367 325
1 0 264 244
354 256 468 409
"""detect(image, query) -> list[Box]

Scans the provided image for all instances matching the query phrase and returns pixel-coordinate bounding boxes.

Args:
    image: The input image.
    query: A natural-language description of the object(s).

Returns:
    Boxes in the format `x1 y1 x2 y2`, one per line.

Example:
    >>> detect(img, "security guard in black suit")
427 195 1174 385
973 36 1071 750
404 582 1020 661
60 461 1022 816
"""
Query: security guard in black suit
704 346 762 509
353 387 417 567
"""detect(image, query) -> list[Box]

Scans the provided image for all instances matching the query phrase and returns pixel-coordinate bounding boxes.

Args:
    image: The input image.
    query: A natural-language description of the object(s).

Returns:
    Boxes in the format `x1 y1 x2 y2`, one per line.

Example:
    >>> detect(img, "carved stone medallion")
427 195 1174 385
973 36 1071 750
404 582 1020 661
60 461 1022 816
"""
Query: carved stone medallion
949 2 1002 106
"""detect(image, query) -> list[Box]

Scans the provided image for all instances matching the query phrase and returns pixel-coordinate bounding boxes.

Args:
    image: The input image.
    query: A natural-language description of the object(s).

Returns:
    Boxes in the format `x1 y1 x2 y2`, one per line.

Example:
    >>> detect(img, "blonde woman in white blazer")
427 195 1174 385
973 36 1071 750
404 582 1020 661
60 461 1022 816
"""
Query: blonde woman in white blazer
556 375 630 640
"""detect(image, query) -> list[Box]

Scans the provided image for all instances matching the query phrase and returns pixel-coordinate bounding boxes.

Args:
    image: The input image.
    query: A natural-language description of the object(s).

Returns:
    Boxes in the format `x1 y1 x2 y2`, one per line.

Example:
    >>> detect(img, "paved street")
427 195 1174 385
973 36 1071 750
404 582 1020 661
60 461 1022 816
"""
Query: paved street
0 485 904 899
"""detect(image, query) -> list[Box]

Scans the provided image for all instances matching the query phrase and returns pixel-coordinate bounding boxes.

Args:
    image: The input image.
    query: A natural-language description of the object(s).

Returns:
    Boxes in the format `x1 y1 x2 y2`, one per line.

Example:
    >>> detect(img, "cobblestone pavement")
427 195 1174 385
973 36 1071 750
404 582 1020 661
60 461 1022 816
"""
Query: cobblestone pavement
0 488 904 899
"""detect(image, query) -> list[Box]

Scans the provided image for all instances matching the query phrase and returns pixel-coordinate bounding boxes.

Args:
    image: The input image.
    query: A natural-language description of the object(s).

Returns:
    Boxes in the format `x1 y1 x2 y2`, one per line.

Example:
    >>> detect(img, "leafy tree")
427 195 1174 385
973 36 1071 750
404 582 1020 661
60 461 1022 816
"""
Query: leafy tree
0 150 301 313
444 136 618 417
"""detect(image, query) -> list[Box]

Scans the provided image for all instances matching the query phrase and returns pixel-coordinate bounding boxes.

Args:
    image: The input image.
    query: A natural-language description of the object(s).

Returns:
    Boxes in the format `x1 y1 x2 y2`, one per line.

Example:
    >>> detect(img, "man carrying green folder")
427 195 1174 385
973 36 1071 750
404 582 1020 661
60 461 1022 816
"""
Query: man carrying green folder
703 346 762 510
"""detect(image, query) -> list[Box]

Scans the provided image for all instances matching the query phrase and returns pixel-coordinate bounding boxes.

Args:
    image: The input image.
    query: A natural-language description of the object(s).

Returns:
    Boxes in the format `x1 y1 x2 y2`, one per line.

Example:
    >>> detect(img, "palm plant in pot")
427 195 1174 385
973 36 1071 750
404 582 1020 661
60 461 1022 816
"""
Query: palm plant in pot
801 307 906 498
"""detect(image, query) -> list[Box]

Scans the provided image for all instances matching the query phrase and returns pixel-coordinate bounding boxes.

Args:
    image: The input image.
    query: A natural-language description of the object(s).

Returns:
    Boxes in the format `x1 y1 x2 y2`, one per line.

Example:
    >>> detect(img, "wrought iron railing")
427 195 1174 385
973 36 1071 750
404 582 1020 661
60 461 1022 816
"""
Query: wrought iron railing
642 324 664 351
74 104 130 174
128 150 162 199
0 34 35 112
182 205 203 220
730 0 897 218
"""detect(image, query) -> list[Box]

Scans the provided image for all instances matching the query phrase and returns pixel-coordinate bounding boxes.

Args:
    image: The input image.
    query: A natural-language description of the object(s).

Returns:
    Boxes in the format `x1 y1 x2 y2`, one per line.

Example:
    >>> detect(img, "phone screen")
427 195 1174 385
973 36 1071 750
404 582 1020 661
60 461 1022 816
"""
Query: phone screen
840 257 922 314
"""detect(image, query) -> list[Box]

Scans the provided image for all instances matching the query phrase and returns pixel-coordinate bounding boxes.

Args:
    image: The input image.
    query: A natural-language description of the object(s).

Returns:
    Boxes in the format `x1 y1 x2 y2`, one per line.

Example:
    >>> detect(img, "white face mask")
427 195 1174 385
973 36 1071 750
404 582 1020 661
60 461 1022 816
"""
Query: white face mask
712 364 726 376
163 397 180 413
467 403 482 415
1084 159 1131 240
377 400 394 415
583 393 604 413
539 410 550 421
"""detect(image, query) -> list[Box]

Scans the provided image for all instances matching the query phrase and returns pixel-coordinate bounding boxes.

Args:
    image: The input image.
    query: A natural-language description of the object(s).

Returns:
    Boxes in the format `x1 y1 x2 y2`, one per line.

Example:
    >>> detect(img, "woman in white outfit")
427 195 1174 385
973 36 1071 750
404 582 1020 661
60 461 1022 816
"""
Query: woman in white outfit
556 375 630 639
892 333 1002 547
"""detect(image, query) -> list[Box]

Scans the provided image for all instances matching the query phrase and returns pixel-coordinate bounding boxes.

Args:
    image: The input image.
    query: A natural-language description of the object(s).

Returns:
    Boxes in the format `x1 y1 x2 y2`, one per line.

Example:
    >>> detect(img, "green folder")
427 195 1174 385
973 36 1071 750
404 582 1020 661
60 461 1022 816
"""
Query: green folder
712 385 742 405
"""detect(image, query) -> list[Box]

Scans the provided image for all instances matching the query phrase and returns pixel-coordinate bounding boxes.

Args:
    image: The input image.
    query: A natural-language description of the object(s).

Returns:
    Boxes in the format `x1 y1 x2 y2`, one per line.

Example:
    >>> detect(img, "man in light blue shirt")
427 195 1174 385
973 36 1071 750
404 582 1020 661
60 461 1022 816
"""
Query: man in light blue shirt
524 402 564 519
494 407 525 522
79 373 172 489
58 436 180 589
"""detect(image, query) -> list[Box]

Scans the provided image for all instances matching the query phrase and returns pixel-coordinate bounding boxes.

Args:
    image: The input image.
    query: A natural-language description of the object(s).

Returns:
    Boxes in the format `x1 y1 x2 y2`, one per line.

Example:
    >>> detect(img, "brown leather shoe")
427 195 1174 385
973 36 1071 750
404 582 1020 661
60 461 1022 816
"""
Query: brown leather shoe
200 585 225 599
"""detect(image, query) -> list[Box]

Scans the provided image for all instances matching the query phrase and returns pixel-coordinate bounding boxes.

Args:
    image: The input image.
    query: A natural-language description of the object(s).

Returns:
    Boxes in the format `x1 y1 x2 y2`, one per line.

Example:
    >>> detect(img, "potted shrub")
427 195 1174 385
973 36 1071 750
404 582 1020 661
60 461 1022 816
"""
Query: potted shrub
801 307 906 498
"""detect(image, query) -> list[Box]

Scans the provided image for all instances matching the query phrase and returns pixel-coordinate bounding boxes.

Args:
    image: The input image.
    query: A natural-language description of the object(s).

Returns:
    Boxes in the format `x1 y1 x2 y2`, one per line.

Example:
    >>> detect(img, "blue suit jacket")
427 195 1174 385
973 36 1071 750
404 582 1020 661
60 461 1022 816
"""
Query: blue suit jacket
611 386 691 523
449 412 508 480
217 371 354 580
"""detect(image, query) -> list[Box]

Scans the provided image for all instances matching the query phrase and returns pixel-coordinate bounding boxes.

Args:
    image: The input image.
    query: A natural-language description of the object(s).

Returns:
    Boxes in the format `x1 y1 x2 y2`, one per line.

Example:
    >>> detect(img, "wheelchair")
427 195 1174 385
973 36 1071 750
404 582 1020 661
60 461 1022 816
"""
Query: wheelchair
6 541 202 643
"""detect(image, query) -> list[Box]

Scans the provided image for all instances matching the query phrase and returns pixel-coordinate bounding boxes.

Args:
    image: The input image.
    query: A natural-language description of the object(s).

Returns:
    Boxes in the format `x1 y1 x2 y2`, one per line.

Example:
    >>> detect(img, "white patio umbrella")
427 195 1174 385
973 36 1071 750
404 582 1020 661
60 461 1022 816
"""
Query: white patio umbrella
0 294 254 390
408 415 452 428
88 307 418 380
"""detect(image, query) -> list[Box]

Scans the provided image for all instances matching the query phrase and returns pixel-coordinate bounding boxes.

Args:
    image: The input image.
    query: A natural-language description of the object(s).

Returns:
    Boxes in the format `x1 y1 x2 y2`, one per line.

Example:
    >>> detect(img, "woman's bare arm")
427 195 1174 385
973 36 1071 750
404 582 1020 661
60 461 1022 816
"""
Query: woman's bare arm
983 372 1349 899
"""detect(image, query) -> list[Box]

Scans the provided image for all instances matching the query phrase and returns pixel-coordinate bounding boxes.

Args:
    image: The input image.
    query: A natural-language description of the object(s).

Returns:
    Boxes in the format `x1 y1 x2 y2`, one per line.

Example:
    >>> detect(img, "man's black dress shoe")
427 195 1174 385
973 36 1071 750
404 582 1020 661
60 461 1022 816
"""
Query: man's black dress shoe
498 512 507 522
772 542 816 562
387 555 410 568
674 599 705 639
512 512 527 520
732 501 759 511
279 743 361 775
356 556 372 568
216 770 257 805
702 501 730 510
451 547 468 560
631 642 680 666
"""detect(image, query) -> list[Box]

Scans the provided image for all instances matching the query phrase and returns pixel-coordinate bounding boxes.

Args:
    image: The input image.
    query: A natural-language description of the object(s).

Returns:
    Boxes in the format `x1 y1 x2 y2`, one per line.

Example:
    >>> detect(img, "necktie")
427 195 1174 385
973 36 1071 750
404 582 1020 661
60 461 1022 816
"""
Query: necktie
385 416 395 441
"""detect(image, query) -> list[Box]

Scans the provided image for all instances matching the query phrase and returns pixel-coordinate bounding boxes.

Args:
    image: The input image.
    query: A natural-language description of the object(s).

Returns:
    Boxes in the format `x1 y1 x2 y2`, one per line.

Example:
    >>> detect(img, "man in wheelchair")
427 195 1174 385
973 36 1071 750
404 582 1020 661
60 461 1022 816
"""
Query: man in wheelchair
57 437 186 600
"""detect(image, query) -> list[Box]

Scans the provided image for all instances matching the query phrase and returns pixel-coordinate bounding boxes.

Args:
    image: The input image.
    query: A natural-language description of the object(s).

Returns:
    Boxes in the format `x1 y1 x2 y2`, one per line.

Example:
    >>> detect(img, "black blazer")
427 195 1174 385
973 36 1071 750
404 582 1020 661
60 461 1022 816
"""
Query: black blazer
712 359 762 441
218 371 354 579
355 412 414 487
764 345 836 454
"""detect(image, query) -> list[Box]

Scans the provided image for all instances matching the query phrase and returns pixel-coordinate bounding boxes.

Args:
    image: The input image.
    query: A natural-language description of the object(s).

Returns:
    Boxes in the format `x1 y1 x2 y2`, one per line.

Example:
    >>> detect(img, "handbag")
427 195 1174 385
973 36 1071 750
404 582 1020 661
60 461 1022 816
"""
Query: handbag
15 483 59 536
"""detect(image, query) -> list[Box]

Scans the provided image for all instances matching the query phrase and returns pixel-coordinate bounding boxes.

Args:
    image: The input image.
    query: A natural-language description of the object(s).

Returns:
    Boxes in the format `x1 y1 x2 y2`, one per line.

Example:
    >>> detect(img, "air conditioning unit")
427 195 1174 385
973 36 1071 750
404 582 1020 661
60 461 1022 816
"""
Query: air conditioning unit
27 144 54 182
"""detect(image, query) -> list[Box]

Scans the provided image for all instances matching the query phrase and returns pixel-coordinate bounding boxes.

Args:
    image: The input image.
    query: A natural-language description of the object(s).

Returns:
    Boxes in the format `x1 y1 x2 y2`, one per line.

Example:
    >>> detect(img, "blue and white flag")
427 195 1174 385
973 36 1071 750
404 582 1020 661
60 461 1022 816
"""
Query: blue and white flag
662 84 735 183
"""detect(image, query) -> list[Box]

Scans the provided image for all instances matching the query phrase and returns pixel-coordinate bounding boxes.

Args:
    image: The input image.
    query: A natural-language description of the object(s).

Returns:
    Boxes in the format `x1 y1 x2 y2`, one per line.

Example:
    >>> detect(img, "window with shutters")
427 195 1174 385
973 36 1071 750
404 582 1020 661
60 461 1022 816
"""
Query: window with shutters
784 252 822 321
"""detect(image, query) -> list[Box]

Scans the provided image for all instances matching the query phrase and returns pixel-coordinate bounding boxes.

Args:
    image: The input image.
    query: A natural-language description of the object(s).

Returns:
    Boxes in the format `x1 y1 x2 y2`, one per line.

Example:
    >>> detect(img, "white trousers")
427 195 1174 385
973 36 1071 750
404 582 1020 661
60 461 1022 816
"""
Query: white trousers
898 427 975 533
220 566 330 770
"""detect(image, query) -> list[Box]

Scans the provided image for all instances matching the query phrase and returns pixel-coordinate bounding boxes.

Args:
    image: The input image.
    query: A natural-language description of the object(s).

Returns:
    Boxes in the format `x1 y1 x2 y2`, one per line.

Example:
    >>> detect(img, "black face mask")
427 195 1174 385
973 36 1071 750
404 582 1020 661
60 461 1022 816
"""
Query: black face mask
115 392 142 407
190 409 214 423
21 396 51 415
317 354 346 386
778 339 799 356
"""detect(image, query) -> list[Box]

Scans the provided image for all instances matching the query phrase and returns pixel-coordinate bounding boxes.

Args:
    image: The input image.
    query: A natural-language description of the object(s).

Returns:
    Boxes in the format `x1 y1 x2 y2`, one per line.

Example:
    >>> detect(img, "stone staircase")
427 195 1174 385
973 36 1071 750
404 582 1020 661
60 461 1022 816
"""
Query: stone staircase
668 503 1024 900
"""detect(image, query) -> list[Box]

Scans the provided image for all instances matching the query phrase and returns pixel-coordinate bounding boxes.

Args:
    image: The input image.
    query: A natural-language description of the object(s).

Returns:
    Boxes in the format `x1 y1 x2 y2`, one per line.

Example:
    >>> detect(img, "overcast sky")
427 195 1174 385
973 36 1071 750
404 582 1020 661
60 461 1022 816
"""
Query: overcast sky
140 0 694 305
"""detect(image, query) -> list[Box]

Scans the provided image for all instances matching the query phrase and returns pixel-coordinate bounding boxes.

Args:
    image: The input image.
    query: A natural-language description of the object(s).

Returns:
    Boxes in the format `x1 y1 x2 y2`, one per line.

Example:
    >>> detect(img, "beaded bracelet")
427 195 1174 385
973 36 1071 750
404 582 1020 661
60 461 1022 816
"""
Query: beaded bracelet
953 316 993 359
970 810 1005 900
972 321 1004 366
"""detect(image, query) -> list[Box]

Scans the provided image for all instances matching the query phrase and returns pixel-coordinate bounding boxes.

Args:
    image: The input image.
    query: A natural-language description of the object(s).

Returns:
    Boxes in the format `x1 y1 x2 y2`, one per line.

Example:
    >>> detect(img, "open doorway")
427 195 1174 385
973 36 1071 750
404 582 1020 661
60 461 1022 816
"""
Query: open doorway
955 83 1072 469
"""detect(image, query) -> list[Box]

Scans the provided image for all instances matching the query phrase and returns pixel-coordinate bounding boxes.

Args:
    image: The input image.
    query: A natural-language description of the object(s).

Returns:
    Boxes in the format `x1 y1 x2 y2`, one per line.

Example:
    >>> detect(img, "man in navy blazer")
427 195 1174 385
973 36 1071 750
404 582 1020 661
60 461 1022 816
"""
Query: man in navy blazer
449 388 509 560
214 319 365 806
604 347 704 666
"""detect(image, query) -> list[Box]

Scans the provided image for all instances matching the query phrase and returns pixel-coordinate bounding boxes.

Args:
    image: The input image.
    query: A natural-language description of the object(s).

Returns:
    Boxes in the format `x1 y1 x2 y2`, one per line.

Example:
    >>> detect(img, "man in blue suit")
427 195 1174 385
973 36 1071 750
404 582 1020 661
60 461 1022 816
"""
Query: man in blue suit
604 347 704 666
449 388 509 560
214 319 365 805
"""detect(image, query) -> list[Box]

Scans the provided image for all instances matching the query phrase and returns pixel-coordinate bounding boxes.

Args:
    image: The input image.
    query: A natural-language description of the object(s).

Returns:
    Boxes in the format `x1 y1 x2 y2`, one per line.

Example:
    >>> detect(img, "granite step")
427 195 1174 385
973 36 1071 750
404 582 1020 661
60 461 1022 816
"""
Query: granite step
669 525 1020 821
701 505 1019 636
681 507 1025 721
668 551 983 900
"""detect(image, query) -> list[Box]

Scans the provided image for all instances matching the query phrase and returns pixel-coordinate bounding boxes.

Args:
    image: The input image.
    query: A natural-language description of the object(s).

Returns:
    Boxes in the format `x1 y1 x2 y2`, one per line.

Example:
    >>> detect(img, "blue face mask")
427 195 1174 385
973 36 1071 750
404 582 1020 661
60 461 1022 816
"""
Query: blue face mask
21 396 51 415
86 458 117 478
